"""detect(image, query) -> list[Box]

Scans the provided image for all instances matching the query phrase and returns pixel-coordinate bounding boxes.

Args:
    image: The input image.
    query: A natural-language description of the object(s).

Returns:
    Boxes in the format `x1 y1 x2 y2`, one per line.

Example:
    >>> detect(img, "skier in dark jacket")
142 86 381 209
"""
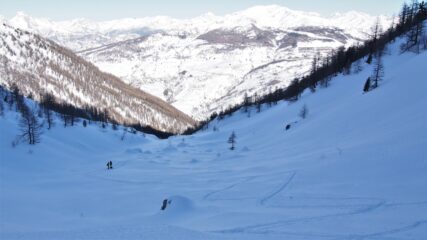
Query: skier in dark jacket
106 161 113 170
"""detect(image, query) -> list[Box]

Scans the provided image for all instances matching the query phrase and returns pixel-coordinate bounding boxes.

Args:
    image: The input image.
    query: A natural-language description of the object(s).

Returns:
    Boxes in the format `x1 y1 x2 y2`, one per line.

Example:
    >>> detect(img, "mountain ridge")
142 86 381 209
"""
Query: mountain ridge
3 5 391 50
0 23 197 135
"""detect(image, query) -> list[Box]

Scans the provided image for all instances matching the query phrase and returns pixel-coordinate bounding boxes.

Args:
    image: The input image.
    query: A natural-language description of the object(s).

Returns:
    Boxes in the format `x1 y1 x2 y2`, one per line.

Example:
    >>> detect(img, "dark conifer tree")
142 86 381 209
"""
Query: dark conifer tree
0 98 3 117
0 87 4 116
40 93 55 129
44 107 54 129
299 104 308 119
228 131 236 150
242 93 250 113
363 77 372 92
287 78 302 101
402 0 425 53
371 54 384 89
400 3 410 27
366 54 373 64
18 104 43 145
61 113 69 127
420 1 427 16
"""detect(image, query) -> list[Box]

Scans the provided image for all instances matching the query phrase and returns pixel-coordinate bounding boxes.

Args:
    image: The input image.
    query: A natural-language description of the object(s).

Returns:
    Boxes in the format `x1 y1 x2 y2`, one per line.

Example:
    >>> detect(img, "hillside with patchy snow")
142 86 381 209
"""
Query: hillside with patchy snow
0 23 196 134
1 35 426 239
2 6 391 119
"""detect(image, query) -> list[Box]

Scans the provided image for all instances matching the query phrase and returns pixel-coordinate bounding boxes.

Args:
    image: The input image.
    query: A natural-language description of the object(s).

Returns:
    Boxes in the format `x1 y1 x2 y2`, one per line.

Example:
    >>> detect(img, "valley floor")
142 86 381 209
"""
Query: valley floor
0 39 426 239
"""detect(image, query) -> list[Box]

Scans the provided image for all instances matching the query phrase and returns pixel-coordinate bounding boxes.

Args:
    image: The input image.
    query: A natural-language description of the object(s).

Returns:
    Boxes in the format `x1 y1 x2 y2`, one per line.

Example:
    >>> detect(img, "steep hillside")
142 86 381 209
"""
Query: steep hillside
2 6 391 119
1 35 426 239
0 23 197 134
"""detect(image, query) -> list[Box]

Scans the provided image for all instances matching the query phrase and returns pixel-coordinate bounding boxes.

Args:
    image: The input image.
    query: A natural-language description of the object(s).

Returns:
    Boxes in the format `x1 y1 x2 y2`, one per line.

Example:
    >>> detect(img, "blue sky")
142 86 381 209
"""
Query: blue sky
0 0 405 20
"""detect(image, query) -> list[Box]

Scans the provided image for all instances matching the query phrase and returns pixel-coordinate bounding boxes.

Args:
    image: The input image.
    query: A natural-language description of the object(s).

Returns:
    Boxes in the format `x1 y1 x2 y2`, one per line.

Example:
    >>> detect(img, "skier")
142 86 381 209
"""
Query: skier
106 161 113 170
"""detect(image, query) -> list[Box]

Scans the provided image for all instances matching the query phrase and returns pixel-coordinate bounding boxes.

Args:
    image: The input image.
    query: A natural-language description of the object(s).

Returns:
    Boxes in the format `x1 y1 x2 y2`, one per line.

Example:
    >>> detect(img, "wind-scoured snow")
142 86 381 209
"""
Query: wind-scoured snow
1 36 426 239
3 6 392 120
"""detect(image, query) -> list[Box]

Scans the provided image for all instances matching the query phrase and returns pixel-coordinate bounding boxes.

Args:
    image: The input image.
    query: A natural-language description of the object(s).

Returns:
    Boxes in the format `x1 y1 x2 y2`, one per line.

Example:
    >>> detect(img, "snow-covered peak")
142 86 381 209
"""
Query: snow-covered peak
197 12 217 19
5 5 391 36
9 11 33 29
233 4 320 23
9 11 50 32
60 18 97 31
332 11 389 29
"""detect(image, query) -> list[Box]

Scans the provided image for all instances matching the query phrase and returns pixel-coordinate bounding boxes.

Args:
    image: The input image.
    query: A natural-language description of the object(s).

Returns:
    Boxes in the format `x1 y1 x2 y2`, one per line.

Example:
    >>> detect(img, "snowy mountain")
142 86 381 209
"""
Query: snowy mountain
0 23 197 134
1 34 426 239
3 6 392 120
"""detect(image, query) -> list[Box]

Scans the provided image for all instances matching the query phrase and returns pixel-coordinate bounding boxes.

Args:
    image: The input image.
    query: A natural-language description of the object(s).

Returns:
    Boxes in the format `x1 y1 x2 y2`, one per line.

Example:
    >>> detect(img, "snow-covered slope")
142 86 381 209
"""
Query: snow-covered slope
4 6 391 120
0 23 197 134
1 36 426 239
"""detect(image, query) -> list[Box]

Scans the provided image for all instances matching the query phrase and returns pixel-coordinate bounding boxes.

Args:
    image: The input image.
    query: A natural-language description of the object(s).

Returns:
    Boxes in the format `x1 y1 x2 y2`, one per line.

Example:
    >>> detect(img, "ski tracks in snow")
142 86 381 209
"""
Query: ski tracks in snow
202 176 257 201
216 219 427 239
216 196 389 236
259 171 296 206
202 171 296 202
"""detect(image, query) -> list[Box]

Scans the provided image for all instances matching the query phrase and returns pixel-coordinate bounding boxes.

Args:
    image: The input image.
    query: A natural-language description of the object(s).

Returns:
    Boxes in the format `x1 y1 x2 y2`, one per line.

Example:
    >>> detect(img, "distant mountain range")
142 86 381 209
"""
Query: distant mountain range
1 5 391 120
